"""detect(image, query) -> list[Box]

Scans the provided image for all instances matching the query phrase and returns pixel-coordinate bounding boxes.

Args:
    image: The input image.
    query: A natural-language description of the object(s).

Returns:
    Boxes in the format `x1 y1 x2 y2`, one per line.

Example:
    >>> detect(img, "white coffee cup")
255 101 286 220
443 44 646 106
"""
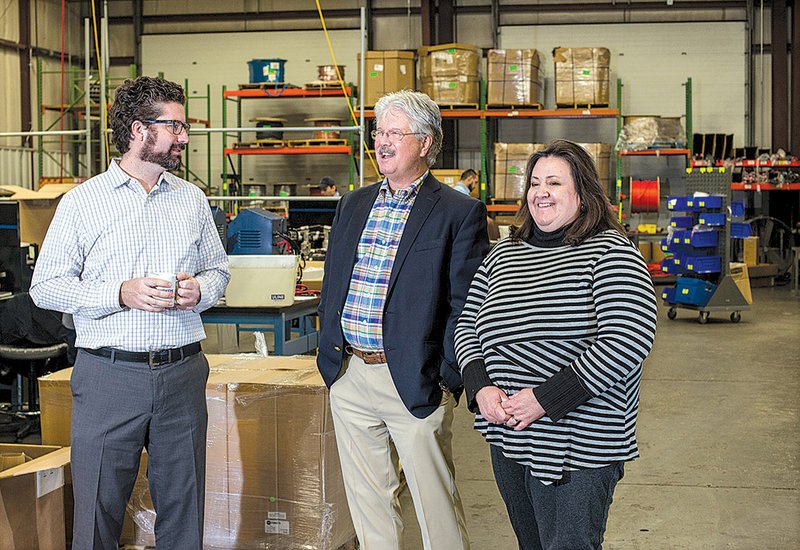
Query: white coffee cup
147 272 177 307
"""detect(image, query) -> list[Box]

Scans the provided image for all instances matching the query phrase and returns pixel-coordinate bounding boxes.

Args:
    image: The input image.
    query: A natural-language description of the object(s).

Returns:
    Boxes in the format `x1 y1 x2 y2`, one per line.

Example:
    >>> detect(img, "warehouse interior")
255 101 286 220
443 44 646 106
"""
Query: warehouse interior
0 1 798 548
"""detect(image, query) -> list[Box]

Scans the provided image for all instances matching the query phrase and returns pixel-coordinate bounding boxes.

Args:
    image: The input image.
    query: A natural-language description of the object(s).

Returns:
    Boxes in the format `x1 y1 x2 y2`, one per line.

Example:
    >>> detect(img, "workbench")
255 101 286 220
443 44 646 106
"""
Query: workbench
201 296 319 355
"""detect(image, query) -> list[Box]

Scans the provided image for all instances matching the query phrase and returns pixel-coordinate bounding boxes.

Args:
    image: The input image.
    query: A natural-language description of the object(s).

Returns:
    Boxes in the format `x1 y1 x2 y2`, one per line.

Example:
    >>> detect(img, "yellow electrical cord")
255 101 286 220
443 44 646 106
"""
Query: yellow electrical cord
314 0 380 185
89 1 111 166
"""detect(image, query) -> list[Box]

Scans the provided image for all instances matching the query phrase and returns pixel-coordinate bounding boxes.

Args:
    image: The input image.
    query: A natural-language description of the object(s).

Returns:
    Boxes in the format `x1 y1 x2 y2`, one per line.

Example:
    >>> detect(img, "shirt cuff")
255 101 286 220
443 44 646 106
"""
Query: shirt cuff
533 366 592 422
462 360 493 413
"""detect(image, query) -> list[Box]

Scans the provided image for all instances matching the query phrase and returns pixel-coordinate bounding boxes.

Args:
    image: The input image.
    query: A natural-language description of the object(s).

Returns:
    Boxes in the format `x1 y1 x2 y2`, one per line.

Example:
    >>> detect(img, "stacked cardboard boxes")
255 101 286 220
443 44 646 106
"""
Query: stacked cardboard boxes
39 355 354 549
577 143 612 186
418 43 481 105
357 50 416 107
493 143 546 200
553 47 611 107
487 49 544 107
0 444 71 549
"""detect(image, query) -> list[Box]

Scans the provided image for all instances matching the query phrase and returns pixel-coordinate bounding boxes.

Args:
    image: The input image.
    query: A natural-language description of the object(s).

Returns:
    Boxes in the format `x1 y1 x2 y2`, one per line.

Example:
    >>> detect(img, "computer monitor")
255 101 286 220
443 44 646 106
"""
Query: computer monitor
287 199 337 229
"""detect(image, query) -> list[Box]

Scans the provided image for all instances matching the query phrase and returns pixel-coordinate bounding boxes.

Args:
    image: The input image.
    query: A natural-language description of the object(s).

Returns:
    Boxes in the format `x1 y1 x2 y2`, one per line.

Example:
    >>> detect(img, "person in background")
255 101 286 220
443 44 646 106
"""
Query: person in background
455 139 657 550
454 168 478 195
319 176 340 197
317 90 489 550
30 76 230 549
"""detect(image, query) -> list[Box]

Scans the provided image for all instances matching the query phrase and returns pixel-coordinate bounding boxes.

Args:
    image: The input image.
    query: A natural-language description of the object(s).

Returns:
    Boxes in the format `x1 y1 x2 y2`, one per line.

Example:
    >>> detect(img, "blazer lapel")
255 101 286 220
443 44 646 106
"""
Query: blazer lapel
387 173 441 292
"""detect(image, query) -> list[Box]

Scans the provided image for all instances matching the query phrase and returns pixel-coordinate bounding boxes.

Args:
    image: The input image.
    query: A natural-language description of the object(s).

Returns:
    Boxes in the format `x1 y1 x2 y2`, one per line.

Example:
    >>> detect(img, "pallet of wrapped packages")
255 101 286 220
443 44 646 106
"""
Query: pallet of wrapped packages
553 47 610 107
487 49 544 108
493 143 547 200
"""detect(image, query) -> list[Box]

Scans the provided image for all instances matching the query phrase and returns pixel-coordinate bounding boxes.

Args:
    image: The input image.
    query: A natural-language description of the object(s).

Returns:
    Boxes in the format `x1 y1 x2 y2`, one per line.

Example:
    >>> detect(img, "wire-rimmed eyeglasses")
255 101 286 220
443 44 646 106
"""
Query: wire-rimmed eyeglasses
143 119 191 135
370 129 424 143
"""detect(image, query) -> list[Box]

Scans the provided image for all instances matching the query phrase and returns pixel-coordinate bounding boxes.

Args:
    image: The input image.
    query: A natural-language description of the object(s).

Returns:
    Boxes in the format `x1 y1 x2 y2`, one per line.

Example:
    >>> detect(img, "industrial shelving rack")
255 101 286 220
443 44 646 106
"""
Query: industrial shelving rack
661 168 750 323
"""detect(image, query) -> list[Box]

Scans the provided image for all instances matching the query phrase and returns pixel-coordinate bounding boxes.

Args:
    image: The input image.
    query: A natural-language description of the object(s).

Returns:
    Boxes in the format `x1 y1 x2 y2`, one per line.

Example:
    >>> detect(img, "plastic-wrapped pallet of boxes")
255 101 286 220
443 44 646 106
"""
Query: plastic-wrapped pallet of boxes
357 50 416 107
493 143 546 200
553 47 610 107
577 143 612 187
418 43 481 105
487 49 544 107
38 355 355 549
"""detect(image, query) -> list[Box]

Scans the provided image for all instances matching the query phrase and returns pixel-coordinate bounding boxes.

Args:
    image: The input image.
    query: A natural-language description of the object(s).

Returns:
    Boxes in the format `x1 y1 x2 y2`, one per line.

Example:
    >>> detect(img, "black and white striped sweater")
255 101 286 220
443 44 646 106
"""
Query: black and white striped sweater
454 229 658 483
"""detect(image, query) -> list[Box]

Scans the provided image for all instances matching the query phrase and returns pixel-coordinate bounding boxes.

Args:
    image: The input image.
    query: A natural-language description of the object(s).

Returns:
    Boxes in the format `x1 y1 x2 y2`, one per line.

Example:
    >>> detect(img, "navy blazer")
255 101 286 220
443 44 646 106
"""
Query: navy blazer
316 173 489 418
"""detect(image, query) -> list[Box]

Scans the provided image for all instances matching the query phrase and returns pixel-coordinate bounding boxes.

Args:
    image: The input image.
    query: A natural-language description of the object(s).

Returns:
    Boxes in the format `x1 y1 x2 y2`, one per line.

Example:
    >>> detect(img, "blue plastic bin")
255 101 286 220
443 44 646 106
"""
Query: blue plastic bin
731 201 745 217
661 286 677 304
667 196 693 212
687 195 724 210
685 255 721 274
699 212 726 226
730 222 752 238
670 216 694 229
672 229 691 246
675 277 717 307
661 256 686 275
689 229 718 248
248 58 287 84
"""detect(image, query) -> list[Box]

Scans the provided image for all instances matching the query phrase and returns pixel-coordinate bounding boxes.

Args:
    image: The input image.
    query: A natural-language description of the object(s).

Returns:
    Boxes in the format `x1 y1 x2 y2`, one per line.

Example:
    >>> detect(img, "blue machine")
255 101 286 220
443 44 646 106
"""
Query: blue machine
227 207 287 255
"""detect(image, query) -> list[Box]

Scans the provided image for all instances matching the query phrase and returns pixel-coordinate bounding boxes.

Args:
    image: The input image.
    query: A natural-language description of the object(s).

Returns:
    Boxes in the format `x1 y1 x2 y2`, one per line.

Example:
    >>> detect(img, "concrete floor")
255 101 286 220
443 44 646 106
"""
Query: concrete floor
5 285 796 548
397 285 800 549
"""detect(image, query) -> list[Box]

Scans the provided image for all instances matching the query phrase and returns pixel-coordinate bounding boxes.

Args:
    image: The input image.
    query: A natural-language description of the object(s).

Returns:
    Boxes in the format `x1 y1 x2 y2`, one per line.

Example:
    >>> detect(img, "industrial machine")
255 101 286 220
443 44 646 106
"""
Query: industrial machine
226 207 288 255
210 206 228 250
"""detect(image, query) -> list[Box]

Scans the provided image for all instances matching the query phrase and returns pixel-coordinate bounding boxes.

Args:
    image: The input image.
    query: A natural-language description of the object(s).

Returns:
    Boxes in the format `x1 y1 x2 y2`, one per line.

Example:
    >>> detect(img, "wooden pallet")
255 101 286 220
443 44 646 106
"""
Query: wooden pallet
555 103 610 110
486 103 543 110
305 81 345 90
238 82 300 90
233 139 285 149
436 103 480 110
286 138 349 147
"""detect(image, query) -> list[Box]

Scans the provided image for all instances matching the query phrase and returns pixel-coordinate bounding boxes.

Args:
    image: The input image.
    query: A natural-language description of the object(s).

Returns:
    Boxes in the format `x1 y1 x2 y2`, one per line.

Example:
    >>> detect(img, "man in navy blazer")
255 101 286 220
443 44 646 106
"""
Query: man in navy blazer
317 90 488 549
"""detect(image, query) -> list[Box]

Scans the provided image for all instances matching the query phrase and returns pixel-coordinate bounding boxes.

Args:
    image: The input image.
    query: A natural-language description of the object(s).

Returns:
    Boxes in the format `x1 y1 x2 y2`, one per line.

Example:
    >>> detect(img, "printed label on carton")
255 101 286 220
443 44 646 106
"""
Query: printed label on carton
36 467 65 498
265 519 290 535
268 511 287 520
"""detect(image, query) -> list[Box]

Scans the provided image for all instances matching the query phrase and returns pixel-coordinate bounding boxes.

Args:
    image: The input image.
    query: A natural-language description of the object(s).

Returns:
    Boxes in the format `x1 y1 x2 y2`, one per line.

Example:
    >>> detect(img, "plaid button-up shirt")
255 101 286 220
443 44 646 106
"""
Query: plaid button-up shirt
340 173 426 351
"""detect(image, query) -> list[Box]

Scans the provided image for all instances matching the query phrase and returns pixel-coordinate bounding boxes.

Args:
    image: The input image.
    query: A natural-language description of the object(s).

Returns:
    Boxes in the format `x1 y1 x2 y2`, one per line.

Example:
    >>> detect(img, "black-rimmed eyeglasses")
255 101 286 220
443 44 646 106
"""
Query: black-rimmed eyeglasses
143 119 191 135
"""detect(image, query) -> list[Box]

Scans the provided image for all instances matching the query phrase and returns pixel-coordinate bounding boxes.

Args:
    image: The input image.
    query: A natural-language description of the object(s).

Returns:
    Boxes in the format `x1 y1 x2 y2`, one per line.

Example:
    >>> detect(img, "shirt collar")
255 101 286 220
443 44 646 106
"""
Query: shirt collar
108 158 174 191
380 170 428 200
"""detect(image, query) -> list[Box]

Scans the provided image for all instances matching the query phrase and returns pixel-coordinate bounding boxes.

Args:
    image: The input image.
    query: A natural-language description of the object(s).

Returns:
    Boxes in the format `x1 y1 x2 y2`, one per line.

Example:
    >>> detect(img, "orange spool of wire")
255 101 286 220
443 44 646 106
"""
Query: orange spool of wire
630 178 661 213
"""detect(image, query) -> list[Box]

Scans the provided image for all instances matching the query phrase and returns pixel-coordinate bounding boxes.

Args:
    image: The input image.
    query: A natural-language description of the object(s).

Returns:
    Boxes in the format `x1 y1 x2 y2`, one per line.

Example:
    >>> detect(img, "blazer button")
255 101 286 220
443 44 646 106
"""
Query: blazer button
334 346 341 352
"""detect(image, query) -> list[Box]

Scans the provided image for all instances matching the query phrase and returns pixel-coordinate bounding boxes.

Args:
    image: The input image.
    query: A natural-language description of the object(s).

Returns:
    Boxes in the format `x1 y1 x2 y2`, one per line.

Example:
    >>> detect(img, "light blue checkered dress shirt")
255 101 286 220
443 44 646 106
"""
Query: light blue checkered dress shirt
30 160 230 352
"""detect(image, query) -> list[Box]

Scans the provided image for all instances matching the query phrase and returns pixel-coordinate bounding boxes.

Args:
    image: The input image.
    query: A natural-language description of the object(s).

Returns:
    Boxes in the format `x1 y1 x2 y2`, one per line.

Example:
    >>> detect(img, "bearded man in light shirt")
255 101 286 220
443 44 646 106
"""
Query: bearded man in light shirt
30 76 229 549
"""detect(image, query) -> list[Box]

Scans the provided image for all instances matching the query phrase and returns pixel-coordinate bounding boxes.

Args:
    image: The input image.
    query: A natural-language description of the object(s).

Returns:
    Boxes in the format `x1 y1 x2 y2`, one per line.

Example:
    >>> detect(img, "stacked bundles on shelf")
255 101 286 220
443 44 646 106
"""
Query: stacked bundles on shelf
418 43 481 105
577 143 613 186
553 47 610 107
487 49 544 107
357 50 416 107
493 143 546 200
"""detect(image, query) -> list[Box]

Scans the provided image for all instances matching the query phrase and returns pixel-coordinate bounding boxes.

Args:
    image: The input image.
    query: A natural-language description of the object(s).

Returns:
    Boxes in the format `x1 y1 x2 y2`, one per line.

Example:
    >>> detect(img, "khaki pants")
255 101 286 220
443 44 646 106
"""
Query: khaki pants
329 354 470 550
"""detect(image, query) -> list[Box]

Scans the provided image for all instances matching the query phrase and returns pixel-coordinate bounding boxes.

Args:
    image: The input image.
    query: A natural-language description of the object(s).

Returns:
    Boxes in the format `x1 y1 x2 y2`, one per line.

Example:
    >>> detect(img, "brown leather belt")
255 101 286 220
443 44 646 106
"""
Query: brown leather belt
349 346 387 365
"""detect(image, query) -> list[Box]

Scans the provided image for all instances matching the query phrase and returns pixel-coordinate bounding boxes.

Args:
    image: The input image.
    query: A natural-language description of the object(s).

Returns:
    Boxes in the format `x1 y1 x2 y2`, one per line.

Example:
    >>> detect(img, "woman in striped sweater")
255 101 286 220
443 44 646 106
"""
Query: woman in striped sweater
455 140 657 550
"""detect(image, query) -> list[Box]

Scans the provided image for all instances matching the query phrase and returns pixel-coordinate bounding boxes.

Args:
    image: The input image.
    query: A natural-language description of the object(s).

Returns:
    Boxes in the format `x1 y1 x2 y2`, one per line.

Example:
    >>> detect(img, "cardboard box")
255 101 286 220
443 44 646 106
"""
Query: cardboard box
743 236 759 266
301 260 325 292
553 47 611 106
0 444 71 550
39 355 354 549
0 184 79 247
729 262 753 304
487 49 544 107
577 143 612 184
493 143 546 200
637 242 652 262
417 43 481 79
357 50 415 107
747 263 778 288
420 76 480 105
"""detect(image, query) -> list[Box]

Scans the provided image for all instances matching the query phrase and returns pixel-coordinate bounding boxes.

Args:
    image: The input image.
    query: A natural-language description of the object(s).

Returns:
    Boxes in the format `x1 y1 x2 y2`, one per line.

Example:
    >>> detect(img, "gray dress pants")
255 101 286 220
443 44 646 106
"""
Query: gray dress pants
69 348 209 549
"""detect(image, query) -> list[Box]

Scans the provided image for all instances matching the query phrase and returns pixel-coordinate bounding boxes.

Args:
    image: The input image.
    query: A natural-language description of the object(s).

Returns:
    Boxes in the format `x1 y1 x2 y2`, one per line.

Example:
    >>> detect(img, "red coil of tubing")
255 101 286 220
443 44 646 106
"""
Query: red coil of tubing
630 179 660 213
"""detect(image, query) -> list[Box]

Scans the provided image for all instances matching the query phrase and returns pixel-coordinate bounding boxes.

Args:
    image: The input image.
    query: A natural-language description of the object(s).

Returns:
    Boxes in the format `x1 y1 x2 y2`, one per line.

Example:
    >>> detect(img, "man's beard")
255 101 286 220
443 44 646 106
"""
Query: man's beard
140 132 183 171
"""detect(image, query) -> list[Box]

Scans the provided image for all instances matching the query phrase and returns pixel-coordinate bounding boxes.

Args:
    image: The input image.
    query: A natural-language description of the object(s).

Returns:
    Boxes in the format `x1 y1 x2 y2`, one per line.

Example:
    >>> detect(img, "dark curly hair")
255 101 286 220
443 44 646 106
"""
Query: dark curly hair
511 139 625 246
109 76 185 154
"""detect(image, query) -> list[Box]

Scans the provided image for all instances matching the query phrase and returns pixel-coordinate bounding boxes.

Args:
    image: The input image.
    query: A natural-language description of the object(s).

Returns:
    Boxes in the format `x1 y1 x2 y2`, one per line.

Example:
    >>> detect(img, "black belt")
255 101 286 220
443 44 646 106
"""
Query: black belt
83 343 201 367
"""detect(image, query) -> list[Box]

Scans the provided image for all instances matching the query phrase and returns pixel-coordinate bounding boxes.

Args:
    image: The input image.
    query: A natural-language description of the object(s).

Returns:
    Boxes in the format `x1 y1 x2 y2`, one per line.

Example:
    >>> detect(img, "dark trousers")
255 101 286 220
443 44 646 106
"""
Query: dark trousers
490 444 624 550
70 349 209 550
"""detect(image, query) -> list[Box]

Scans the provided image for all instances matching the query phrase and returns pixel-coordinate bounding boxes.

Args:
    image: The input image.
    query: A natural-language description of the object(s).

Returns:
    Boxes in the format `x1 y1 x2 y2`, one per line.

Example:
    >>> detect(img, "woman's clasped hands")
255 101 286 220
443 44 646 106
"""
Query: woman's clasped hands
475 386 546 431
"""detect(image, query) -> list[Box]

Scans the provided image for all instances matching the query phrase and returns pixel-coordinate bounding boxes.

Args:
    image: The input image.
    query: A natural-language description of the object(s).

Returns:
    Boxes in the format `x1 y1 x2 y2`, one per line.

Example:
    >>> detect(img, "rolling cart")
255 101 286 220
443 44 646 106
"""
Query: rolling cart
660 169 751 323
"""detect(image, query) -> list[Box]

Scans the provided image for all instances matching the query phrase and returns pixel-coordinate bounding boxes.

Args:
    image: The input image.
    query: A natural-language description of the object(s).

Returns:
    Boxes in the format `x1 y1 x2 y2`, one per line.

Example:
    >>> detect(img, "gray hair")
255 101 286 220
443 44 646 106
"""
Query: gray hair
374 90 442 167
